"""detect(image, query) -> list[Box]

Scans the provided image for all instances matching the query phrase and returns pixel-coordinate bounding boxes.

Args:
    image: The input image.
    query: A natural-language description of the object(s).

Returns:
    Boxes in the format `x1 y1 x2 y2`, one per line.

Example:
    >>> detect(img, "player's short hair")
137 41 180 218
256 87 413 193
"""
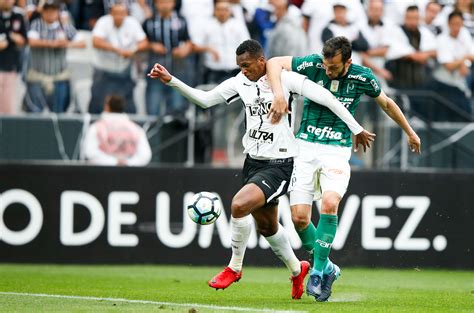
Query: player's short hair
322 36 352 63
406 5 419 12
105 95 126 113
448 10 463 22
236 40 264 59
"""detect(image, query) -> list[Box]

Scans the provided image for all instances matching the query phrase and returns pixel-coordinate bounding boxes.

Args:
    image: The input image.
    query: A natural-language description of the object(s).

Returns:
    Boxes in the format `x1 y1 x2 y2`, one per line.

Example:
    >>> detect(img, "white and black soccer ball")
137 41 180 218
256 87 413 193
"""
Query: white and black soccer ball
187 192 222 225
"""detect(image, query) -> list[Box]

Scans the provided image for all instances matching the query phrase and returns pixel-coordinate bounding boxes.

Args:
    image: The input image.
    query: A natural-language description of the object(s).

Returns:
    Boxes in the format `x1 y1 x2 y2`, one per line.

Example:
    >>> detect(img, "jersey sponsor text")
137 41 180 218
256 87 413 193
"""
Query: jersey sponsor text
249 129 274 143
306 126 343 140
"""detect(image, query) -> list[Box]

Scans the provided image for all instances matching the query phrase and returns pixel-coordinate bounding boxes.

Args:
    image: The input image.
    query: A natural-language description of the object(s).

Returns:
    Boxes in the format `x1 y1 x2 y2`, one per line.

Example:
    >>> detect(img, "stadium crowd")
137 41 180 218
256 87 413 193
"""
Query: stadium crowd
0 0 473 122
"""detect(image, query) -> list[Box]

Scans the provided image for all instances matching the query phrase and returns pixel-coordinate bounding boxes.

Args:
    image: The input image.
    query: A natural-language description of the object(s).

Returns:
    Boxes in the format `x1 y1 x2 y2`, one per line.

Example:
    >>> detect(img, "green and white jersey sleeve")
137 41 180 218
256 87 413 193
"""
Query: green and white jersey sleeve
292 54 381 147
283 71 363 135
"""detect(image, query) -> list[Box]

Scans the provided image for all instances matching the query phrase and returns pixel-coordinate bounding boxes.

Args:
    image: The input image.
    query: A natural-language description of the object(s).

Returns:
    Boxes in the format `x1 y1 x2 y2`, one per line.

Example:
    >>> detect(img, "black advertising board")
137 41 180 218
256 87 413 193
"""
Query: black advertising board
0 164 472 268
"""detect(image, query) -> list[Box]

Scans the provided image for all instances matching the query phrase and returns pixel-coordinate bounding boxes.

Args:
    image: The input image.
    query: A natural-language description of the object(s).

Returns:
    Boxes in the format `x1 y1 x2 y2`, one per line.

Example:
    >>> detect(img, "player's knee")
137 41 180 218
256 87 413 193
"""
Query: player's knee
321 197 339 215
292 213 310 231
231 196 251 218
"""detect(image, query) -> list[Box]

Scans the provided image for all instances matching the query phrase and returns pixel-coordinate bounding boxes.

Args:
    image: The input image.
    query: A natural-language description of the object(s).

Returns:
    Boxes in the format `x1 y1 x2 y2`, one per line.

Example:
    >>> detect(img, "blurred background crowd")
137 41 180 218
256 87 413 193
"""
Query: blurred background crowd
0 0 473 166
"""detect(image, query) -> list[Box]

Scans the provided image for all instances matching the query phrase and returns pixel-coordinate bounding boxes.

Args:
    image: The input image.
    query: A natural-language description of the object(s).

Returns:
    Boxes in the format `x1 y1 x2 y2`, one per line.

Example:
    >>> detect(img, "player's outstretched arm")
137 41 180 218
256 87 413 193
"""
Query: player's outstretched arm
266 56 293 124
375 90 421 154
147 63 225 109
288 74 376 152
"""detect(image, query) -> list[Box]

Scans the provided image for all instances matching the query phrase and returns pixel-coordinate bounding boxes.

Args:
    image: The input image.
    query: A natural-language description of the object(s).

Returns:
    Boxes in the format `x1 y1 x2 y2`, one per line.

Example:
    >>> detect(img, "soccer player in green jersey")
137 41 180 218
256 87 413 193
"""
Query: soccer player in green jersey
266 36 421 302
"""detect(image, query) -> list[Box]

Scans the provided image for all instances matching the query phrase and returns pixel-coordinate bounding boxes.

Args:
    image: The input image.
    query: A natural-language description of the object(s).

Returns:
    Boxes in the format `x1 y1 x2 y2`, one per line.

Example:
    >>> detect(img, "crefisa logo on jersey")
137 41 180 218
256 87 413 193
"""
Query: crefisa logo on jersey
306 126 343 140
347 74 367 82
296 61 314 71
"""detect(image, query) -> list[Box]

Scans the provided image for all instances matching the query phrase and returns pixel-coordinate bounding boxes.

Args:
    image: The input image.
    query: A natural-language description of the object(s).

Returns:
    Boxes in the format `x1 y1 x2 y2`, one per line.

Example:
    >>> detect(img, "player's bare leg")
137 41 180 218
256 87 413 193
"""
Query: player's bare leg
208 184 265 290
253 205 310 299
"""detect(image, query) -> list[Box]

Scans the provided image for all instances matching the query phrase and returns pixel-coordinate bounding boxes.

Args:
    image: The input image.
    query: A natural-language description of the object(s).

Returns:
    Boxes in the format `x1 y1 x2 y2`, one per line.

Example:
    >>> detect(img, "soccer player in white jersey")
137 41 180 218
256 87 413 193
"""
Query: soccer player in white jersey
148 39 374 299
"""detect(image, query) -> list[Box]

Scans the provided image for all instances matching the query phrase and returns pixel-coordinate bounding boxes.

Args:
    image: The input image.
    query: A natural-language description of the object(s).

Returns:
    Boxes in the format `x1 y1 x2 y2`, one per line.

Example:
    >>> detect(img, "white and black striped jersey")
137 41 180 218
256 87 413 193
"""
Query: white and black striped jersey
215 71 305 160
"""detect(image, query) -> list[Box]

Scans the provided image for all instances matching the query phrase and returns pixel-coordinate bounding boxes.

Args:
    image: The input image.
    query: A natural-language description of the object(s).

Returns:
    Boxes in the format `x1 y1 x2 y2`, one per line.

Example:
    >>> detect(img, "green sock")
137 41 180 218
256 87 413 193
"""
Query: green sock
313 214 338 274
296 222 317 252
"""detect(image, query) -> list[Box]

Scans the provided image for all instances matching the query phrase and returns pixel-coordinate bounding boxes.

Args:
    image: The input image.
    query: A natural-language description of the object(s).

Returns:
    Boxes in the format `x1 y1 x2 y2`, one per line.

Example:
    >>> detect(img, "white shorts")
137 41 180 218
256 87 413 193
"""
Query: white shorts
289 139 351 206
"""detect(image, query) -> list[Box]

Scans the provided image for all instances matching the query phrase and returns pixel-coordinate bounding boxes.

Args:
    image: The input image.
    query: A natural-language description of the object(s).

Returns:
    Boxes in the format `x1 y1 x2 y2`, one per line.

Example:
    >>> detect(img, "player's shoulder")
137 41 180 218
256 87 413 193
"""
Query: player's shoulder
346 63 377 82
293 54 324 71
216 72 246 92
231 72 249 85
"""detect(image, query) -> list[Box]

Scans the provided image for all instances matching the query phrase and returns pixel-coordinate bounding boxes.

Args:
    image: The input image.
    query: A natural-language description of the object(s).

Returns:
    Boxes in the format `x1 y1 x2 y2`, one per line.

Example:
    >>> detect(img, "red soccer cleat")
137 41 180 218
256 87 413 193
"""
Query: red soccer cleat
208 267 242 290
291 261 310 299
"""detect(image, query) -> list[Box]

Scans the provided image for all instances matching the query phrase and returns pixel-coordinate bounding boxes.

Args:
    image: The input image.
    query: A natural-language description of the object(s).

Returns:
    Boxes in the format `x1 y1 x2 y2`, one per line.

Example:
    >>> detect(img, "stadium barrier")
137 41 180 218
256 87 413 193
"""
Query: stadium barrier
0 163 472 269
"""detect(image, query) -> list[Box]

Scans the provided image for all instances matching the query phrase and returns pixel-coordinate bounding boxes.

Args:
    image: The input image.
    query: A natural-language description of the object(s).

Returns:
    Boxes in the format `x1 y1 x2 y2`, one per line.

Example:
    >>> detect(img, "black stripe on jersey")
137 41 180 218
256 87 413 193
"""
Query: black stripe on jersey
256 85 263 154
226 94 240 104
242 100 247 131
287 92 295 127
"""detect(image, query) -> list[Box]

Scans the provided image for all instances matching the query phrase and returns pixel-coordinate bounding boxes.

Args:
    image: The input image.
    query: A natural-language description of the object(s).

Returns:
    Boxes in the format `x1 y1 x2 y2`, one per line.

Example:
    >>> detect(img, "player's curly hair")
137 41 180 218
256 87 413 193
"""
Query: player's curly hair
236 39 264 58
322 36 352 63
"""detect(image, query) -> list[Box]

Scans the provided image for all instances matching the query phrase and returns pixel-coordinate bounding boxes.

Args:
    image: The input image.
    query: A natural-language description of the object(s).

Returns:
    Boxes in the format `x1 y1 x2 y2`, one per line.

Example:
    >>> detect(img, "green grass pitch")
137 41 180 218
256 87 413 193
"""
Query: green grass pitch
0 264 472 312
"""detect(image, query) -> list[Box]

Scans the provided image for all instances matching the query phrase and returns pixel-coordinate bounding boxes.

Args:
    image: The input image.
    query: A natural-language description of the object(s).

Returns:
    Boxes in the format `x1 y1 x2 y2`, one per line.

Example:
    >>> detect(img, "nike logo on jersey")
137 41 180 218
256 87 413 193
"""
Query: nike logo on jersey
262 180 271 188
243 83 251 86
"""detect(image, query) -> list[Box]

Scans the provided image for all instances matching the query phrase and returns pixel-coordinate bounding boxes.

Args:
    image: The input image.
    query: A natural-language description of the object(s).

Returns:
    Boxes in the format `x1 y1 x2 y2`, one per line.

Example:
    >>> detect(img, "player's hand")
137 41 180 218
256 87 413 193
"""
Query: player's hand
147 63 172 84
119 49 134 58
268 95 289 124
0 40 8 50
56 39 69 48
379 68 393 81
172 46 189 59
353 130 376 152
459 62 470 77
407 132 421 154
209 48 220 61
9 32 25 46
151 42 167 55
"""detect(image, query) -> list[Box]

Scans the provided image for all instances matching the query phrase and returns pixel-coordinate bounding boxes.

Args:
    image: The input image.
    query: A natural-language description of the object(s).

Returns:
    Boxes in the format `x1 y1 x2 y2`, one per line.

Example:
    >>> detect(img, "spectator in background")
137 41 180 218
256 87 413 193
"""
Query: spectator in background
250 2 275 50
192 0 250 164
435 0 474 36
193 0 249 84
267 0 306 58
89 1 147 114
383 0 429 26
432 11 474 121
143 0 192 116
83 94 152 166
423 1 442 35
385 5 436 90
129 0 152 23
301 0 366 55
68 0 106 30
178 0 213 42
25 0 85 113
385 5 437 119
0 0 27 115
321 1 368 65
360 0 393 84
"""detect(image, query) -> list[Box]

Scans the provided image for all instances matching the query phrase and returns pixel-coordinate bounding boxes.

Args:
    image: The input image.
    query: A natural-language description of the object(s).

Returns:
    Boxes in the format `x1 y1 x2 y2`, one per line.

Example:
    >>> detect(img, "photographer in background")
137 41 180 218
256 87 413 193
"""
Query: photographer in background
83 94 152 166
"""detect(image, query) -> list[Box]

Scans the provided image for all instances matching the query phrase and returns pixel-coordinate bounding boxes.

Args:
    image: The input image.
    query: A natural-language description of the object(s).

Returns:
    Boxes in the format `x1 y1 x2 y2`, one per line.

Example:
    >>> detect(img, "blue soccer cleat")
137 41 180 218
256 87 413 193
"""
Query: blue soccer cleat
306 273 322 299
317 263 341 302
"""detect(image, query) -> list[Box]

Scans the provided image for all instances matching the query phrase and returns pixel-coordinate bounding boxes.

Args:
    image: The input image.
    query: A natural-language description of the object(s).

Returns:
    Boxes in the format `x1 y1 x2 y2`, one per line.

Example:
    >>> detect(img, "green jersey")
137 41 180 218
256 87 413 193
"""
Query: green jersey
292 54 381 147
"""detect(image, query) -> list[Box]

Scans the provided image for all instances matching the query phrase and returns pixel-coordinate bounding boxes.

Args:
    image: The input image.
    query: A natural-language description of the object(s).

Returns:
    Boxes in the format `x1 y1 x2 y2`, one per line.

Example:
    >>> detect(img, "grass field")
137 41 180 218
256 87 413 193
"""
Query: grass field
0 264 472 312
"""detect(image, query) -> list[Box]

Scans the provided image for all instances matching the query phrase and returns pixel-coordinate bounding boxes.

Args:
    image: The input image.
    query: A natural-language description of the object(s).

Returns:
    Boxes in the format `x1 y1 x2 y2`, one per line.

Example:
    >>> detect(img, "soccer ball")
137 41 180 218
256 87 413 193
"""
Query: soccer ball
187 192 222 225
